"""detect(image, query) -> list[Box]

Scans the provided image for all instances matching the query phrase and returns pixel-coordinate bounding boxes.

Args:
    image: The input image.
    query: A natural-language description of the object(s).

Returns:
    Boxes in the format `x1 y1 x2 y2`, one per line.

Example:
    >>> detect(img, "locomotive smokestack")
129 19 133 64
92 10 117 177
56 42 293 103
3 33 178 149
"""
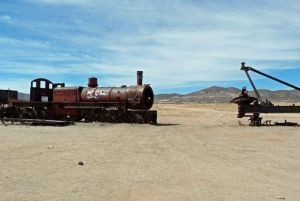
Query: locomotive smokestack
88 77 98 87
137 71 143 85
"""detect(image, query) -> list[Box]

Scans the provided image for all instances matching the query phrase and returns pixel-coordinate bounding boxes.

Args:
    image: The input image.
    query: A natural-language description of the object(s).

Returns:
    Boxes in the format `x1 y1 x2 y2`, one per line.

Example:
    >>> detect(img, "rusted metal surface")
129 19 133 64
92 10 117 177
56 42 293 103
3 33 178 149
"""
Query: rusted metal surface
11 101 124 109
231 88 300 125
0 89 18 104
88 77 98 87
30 78 65 102
239 105 300 115
247 116 262 126
230 87 258 106
80 77 154 110
126 85 154 110
231 62 300 126
30 78 54 102
53 87 83 102
274 120 298 126
53 108 80 117
81 87 126 102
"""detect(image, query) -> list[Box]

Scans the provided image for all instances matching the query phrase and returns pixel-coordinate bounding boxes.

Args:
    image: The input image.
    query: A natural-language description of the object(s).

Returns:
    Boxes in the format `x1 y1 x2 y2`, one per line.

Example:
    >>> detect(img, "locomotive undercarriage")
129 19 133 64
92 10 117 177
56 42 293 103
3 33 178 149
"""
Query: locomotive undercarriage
79 109 157 124
1 102 157 124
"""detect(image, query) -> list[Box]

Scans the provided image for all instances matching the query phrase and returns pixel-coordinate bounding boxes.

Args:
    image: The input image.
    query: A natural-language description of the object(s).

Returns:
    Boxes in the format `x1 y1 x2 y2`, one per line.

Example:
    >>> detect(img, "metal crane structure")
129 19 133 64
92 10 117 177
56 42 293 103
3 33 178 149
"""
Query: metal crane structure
230 62 300 126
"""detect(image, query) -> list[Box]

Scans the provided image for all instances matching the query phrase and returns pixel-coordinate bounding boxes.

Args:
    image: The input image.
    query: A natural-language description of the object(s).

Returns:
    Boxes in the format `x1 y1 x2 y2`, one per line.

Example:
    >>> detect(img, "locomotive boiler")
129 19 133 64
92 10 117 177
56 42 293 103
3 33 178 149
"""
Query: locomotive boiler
71 72 153 110
2 71 157 124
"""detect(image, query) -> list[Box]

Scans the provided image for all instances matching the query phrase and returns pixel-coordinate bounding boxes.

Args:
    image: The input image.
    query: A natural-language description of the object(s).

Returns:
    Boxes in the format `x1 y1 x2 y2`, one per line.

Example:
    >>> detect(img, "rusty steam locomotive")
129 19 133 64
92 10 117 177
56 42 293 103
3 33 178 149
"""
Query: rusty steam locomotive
0 71 157 124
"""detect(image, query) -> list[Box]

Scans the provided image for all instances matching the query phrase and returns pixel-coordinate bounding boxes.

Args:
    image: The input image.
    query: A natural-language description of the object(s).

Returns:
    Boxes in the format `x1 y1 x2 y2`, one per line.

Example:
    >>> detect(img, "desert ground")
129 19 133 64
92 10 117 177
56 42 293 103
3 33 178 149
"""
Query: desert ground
0 103 300 201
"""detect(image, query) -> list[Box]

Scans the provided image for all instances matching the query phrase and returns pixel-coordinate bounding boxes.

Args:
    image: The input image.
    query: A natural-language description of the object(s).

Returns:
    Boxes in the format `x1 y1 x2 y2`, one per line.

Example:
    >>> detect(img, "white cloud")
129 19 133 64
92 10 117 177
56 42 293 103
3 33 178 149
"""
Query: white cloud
1 1 300 93
0 15 12 24
28 0 94 5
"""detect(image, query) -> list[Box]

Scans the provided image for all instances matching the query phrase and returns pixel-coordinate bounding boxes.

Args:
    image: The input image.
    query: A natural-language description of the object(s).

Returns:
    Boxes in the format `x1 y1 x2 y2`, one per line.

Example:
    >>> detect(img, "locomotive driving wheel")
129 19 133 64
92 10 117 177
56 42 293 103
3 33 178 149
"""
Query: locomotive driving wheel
100 115 112 123
133 114 144 124
118 113 129 123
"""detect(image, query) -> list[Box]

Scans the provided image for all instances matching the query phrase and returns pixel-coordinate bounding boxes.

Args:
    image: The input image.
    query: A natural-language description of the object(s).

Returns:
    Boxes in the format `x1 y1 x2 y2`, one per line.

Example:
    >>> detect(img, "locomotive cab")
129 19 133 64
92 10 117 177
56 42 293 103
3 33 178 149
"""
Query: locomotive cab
30 78 65 102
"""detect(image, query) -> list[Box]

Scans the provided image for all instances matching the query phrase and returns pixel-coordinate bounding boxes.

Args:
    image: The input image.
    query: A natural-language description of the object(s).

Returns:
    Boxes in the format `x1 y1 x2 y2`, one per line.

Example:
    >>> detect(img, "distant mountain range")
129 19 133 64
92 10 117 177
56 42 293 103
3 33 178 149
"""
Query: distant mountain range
17 86 300 103
18 93 30 101
154 86 300 103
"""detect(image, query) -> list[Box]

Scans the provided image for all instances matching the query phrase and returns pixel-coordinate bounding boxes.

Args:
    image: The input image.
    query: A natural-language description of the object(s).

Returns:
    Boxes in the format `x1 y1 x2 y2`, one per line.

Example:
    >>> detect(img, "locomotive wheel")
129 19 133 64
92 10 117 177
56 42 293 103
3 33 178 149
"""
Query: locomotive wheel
133 114 144 124
9 113 18 118
35 109 46 119
22 113 32 119
26 108 36 119
18 108 30 119
44 110 55 120
8 109 20 118
118 113 129 123
0 110 4 118
83 115 93 122
102 115 112 123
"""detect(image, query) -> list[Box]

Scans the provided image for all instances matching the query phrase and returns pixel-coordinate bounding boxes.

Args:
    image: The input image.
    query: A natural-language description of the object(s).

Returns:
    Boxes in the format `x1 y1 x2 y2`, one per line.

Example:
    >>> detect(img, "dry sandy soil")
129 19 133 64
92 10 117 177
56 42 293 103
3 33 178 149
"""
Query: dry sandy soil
0 103 299 201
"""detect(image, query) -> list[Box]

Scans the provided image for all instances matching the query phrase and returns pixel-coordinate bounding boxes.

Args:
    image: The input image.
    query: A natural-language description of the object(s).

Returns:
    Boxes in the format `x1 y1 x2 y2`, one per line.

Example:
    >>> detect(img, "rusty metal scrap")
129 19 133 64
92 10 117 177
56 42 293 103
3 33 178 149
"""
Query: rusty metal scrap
231 62 300 126
0 117 74 126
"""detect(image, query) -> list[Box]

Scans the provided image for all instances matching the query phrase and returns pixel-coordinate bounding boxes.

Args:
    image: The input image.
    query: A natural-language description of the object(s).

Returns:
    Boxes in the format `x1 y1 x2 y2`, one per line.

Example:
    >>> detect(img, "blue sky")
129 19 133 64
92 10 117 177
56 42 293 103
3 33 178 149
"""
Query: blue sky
0 0 300 94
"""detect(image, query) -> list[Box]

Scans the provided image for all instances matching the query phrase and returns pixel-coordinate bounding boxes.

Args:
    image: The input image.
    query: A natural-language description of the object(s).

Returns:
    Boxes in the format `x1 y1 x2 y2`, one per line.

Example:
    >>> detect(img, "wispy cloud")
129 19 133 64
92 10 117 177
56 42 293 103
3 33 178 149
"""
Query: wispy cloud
0 15 12 24
1 0 300 94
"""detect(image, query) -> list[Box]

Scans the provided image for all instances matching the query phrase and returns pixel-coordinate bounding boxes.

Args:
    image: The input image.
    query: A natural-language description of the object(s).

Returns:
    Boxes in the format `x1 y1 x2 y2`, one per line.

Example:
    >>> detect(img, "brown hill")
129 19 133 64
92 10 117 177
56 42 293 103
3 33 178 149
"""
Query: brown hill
18 92 30 101
16 87 300 104
155 87 300 103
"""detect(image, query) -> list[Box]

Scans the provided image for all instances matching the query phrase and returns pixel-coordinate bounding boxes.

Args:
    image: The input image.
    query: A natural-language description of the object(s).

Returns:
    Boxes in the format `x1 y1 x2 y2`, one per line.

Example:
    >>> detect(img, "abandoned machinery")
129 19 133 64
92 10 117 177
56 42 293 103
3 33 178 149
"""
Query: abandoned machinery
0 71 157 124
230 62 300 126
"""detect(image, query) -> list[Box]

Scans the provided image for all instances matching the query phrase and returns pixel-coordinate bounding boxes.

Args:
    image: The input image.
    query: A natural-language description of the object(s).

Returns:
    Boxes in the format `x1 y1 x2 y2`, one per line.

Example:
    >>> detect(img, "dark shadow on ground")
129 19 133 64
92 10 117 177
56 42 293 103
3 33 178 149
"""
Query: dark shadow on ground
153 123 179 126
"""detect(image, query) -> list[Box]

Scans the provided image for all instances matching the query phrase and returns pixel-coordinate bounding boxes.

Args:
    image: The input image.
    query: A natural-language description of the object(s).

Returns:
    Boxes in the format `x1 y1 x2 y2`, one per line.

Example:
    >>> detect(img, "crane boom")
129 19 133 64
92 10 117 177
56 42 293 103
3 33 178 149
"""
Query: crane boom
241 62 300 91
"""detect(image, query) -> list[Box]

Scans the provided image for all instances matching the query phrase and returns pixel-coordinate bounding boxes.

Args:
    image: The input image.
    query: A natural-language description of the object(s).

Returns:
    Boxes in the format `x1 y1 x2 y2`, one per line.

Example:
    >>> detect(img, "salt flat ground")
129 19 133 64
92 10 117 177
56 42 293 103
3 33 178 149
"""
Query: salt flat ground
0 103 299 201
